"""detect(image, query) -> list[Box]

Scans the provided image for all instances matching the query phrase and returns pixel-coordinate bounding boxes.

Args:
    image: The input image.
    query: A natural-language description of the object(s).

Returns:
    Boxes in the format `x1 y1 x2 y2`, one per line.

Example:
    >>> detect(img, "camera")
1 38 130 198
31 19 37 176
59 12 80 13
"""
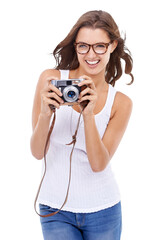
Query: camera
51 79 84 103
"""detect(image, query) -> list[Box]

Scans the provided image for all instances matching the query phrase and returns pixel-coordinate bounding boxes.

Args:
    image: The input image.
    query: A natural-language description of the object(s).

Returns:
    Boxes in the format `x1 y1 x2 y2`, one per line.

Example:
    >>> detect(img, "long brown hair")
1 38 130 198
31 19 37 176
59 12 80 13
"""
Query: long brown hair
53 10 134 86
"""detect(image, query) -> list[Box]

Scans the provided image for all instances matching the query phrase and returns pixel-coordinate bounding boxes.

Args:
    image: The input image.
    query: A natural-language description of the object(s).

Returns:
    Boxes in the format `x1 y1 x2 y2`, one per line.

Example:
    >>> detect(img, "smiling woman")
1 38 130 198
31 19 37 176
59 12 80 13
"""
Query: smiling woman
31 10 134 240
74 28 117 77
53 10 133 86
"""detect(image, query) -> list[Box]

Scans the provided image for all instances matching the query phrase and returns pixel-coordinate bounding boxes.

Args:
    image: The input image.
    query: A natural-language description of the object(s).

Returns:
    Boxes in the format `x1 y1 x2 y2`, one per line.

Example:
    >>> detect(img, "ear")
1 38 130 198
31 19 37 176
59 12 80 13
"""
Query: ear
110 40 118 53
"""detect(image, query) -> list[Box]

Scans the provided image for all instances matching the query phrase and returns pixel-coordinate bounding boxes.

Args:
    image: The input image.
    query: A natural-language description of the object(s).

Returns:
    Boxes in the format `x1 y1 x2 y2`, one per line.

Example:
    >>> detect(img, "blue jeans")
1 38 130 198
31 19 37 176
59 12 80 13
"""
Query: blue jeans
39 202 122 240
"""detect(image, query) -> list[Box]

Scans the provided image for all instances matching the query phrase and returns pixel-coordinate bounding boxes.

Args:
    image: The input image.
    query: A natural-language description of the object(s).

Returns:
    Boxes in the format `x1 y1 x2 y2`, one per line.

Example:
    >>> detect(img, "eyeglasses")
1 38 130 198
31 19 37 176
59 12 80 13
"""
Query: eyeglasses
74 42 111 55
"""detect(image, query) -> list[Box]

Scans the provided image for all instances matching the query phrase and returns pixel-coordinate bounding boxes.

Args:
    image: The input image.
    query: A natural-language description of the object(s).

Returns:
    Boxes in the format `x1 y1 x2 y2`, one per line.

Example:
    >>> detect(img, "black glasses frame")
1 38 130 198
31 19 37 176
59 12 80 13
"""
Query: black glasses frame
74 42 111 55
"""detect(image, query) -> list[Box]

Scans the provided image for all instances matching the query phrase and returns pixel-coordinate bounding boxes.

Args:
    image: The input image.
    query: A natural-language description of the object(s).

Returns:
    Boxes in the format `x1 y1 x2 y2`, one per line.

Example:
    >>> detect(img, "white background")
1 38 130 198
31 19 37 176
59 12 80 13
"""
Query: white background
0 0 165 239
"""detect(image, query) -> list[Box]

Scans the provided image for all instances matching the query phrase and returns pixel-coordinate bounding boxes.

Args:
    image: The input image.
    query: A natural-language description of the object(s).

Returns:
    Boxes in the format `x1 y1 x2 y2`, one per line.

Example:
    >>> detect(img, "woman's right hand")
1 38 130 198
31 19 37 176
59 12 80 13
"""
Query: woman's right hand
40 77 64 117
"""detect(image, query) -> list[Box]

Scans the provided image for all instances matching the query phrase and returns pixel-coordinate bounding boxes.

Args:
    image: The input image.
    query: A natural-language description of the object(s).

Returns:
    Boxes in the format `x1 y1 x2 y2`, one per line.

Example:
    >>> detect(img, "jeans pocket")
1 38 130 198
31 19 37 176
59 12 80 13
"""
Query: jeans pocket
39 204 59 213
39 204 49 210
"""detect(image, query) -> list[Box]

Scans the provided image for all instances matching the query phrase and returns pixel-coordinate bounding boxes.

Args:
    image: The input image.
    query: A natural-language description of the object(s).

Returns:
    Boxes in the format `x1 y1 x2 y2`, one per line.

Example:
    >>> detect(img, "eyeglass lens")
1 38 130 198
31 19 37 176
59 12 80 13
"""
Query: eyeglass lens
76 43 108 54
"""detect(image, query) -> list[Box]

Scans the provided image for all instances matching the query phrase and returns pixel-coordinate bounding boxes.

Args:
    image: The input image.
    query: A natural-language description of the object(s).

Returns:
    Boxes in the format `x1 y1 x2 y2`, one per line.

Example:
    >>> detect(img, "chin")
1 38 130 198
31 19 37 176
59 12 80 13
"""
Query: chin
84 67 105 77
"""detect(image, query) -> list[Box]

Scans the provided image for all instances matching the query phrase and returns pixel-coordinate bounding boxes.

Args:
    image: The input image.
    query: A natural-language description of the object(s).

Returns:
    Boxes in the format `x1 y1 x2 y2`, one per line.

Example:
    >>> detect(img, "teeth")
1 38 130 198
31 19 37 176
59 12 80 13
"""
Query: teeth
86 60 99 65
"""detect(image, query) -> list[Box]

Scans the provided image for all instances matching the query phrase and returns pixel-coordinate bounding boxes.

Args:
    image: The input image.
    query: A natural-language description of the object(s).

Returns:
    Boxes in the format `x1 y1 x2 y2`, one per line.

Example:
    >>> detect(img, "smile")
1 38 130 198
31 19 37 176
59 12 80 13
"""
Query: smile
85 60 100 65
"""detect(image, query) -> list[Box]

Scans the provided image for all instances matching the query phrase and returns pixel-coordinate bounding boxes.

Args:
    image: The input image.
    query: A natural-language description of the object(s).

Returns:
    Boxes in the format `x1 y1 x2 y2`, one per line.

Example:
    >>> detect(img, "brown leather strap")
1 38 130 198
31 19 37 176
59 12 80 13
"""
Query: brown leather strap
34 107 84 218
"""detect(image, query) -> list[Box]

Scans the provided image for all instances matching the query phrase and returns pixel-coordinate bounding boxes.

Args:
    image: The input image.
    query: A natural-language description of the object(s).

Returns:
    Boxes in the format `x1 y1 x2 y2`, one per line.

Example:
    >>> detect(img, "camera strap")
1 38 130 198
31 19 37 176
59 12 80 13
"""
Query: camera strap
34 106 84 218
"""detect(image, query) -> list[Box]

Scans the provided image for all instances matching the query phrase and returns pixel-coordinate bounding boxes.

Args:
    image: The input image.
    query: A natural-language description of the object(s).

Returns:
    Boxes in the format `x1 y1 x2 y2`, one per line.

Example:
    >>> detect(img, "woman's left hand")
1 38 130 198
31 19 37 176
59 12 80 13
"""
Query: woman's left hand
78 75 97 116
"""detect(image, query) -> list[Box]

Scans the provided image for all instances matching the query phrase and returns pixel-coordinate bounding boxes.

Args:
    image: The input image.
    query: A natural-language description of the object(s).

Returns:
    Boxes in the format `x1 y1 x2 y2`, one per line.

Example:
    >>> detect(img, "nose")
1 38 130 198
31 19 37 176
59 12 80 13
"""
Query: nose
86 46 97 57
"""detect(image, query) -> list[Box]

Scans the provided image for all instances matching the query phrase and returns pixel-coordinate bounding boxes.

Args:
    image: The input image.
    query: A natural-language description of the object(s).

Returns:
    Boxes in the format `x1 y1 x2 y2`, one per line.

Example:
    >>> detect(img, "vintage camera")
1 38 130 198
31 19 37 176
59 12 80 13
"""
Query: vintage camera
51 79 84 103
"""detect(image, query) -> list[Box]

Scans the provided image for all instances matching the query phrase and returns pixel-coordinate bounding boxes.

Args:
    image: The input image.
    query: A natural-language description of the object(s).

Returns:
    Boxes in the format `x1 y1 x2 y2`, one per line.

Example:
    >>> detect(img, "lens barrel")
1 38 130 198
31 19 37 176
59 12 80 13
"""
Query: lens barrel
63 86 79 102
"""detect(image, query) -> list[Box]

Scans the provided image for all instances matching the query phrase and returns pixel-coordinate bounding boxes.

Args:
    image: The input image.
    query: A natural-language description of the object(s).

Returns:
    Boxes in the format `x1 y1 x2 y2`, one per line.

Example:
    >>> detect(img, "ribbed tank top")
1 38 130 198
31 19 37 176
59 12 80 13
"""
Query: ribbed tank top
38 70 120 213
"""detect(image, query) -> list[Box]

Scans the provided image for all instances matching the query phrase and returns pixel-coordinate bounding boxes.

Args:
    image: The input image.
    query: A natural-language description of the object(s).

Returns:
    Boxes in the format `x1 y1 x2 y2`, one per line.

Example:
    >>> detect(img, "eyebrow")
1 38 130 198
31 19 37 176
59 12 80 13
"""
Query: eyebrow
75 41 109 45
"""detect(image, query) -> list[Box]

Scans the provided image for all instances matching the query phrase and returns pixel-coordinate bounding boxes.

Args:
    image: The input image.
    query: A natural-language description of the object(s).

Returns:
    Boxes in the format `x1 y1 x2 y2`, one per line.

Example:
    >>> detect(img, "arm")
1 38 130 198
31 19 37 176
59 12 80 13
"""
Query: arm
30 69 63 159
83 92 132 172
78 77 132 172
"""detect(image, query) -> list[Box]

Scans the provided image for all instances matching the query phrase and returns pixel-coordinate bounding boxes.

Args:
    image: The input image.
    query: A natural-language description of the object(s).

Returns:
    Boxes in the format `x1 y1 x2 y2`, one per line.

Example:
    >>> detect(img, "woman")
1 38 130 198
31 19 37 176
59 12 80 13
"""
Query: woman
31 10 133 240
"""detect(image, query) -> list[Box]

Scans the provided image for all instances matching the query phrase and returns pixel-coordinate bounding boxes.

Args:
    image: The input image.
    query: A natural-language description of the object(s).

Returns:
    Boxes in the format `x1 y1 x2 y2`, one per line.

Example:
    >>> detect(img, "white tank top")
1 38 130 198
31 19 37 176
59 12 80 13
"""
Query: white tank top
38 70 120 213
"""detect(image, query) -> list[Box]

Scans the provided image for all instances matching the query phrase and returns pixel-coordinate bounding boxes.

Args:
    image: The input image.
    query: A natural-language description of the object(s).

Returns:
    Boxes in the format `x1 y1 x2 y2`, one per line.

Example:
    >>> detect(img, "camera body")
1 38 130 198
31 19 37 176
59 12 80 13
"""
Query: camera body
51 79 84 103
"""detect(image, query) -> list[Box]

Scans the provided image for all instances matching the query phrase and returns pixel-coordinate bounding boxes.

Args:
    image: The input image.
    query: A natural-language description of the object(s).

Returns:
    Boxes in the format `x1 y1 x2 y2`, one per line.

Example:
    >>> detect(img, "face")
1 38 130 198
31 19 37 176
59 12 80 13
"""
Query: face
75 27 117 77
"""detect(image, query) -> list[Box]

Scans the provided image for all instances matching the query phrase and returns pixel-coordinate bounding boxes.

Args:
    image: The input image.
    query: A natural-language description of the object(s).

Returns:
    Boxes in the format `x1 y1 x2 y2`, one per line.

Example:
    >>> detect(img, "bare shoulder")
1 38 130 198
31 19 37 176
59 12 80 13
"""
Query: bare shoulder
115 91 133 108
111 91 133 118
38 69 60 86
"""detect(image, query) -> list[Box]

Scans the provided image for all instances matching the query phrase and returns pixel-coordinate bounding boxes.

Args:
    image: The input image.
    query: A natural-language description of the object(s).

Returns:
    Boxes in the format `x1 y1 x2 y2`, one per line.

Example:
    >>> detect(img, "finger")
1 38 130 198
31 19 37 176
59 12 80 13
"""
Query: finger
78 94 97 103
78 79 95 90
44 76 59 89
79 87 95 98
43 84 63 97
49 84 63 97
41 91 64 104
78 75 92 86
43 96 61 109
46 91 64 104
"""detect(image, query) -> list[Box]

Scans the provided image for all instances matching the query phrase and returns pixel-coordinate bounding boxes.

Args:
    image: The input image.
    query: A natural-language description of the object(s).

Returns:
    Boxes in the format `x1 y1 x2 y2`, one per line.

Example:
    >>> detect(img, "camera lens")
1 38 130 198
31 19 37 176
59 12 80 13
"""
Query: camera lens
63 86 79 102
67 91 76 98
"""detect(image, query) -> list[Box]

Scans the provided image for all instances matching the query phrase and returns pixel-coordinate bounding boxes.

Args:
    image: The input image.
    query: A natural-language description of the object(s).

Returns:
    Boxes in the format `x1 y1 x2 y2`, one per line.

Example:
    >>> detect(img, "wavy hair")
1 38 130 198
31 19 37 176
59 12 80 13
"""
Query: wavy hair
53 10 134 86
